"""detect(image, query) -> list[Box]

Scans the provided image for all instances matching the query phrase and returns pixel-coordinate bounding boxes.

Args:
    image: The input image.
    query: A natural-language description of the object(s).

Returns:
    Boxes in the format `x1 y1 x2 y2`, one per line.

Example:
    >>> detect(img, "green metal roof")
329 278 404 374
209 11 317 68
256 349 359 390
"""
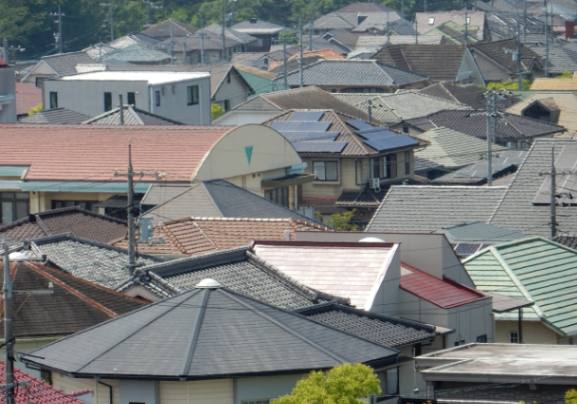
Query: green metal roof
237 70 278 94
464 237 577 336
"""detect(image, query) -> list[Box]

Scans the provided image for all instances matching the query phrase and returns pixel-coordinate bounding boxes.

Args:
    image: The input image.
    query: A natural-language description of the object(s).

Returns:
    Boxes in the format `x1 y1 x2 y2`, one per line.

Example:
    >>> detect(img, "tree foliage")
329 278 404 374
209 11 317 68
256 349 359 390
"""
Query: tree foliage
327 210 358 231
487 79 532 91
566 389 577 404
272 363 382 404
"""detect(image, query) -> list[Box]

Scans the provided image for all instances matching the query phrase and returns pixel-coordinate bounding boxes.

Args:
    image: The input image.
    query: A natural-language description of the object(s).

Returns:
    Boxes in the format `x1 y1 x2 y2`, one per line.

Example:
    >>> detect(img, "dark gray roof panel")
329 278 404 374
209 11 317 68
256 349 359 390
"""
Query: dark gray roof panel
20 108 90 124
23 287 397 378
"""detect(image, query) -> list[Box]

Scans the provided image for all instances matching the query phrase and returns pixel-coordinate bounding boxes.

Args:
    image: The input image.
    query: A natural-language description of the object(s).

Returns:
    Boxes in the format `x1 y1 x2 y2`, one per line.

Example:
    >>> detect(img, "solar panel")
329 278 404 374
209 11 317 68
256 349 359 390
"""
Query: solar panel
289 111 324 122
280 131 339 143
359 131 419 152
293 141 347 153
454 243 482 257
271 121 331 132
347 119 376 131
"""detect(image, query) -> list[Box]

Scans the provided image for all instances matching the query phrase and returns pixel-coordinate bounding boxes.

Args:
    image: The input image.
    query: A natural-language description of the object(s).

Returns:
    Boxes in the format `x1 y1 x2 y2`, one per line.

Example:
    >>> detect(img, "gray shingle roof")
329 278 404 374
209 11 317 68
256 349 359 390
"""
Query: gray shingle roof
145 247 343 309
83 105 183 125
142 179 314 225
279 60 427 88
298 303 436 348
367 185 508 232
20 108 90 124
22 283 398 379
40 51 94 76
32 234 161 289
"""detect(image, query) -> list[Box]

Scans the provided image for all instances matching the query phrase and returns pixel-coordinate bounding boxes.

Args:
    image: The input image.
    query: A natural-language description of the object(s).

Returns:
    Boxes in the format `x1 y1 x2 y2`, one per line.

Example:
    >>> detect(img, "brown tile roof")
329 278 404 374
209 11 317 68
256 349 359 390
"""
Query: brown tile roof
531 77 577 90
0 207 127 243
15 82 42 116
152 217 329 256
2 260 143 338
0 125 229 182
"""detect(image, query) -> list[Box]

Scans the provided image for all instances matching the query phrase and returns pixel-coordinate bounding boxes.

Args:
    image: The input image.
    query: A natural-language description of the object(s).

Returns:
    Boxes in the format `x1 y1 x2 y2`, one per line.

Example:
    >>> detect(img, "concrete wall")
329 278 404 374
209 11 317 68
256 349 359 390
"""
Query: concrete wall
495 319 561 344
148 78 211 125
52 373 119 404
369 244 400 315
0 66 17 122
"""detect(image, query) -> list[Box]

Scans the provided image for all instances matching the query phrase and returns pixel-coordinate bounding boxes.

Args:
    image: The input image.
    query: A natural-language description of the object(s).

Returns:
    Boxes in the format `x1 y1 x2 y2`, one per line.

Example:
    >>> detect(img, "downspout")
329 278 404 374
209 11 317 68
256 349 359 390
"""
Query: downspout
98 380 113 404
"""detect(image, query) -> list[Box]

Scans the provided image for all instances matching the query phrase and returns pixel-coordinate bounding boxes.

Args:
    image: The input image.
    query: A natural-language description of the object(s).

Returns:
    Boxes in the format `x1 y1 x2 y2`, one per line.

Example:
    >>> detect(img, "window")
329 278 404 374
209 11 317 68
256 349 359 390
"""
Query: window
104 92 112 111
161 86 165 96
510 331 519 343
0 192 29 225
51 200 98 212
127 92 136 106
383 154 397 179
404 151 412 175
265 187 289 207
187 85 199 105
226 73 231 83
313 161 338 181
477 334 488 343
454 339 466 346
49 91 58 109
371 158 381 179
154 90 161 107
428 16 435 25
355 159 365 185
223 99 231 111
385 367 399 395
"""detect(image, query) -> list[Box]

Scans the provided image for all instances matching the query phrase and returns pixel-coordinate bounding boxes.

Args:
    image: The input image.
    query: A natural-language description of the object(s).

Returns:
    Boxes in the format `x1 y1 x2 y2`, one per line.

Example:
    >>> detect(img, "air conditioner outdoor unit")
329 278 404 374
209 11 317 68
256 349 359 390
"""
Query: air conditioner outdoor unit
371 177 380 191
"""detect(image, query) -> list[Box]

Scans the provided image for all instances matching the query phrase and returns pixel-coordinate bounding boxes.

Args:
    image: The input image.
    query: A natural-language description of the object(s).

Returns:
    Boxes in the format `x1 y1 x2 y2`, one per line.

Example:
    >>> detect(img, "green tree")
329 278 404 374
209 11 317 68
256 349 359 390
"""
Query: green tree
327 210 358 231
566 389 577 404
487 79 532 91
272 363 382 404
211 102 225 119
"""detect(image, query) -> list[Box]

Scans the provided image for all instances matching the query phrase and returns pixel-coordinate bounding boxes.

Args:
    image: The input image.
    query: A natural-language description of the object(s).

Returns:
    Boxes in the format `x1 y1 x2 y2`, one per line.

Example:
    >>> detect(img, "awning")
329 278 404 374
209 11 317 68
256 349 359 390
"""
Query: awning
20 181 152 193
485 292 534 313
0 180 24 191
261 173 314 188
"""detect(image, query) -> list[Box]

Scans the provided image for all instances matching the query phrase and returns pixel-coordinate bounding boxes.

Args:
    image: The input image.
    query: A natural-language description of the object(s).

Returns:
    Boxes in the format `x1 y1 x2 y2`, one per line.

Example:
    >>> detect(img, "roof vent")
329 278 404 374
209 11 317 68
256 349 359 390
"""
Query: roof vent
359 236 385 243
195 278 222 289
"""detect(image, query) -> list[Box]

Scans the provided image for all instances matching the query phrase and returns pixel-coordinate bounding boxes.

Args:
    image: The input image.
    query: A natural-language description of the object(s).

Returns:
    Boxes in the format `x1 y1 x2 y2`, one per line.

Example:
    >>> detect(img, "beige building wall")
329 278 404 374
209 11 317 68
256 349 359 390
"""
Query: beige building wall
160 379 234 403
52 373 119 404
495 320 561 344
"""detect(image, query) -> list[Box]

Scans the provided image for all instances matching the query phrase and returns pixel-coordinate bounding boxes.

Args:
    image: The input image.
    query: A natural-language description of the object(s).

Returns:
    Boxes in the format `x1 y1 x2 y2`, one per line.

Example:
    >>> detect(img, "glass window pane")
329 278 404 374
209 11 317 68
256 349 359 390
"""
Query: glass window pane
326 162 338 181
15 200 28 220
2 201 14 224
385 367 398 395
313 162 325 180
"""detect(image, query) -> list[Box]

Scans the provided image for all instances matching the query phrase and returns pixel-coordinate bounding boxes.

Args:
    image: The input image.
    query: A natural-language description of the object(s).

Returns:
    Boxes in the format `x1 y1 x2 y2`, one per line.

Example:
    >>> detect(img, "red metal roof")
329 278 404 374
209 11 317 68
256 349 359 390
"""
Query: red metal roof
15 83 42 115
400 262 487 309
0 125 230 182
0 362 83 403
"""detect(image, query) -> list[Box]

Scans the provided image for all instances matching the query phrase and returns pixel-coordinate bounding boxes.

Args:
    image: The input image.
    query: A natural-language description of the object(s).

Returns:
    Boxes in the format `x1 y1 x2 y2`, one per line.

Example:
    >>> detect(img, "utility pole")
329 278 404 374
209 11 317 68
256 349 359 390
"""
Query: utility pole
549 147 557 239
114 147 163 274
1 38 7 64
368 99 373 125
118 94 124 125
283 36 288 90
544 0 550 76
299 16 304 88
523 0 528 40
3 245 14 404
485 91 496 186
51 4 65 54
516 18 523 91
415 18 419 44
222 0 227 62
200 31 206 64
308 19 313 51
464 0 469 45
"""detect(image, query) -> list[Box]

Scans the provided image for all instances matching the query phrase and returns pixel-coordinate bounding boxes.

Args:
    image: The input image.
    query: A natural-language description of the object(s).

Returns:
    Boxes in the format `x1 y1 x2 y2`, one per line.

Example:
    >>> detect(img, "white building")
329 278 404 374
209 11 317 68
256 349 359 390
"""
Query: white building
42 71 211 125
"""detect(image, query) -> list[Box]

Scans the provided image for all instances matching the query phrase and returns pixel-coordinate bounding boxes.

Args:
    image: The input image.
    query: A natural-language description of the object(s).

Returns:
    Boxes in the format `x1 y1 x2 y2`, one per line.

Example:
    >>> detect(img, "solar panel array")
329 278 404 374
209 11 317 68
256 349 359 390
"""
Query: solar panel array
346 119 419 152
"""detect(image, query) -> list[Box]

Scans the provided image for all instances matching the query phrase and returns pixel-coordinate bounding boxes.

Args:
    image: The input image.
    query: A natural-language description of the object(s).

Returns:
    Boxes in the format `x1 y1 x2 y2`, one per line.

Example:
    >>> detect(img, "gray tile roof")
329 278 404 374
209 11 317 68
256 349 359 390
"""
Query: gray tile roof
438 222 525 244
21 284 398 379
142 179 315 225
102 44 171 64
141 19 197 40
298 303 436 348
145 247 343 309
32 235 161 289
530 42 577 75
280 60 427 88
83 105 183 126
20 108 90 124
404 109 565 144
40 51 94 76
367 185 508 232
418 82 519 110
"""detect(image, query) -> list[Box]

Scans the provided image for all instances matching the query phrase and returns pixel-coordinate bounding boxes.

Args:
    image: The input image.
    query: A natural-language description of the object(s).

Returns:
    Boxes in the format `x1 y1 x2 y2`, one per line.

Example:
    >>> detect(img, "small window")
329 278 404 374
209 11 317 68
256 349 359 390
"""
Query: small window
428 16 435 25
382 154 397 179
313 161 338 181
510 332 519 343
104 92 112 111
454 339 466 346
355 159 365 185
385 367 399 395
477 334 488 343
127 92 136 106
155 90 161 107
404 151 411 175
161 86 165 96
226 73 232 83
49 91 58 109
187 85 199 105
223 99 231 111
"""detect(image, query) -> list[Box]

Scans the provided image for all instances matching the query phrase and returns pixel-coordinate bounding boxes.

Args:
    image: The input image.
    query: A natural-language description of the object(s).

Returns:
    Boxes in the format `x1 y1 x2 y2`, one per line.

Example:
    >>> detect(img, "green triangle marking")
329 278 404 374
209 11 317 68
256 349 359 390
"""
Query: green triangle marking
244 145 254 165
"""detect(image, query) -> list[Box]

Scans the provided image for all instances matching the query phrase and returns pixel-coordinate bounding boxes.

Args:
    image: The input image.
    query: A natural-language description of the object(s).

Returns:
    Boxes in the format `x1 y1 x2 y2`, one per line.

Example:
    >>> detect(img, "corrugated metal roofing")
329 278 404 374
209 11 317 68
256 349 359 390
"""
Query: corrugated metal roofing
464 237 577 334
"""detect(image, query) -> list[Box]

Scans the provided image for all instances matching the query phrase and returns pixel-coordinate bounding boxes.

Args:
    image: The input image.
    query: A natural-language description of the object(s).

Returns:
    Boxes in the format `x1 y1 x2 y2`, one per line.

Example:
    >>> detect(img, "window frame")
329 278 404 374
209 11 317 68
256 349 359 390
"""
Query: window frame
127 92 136 106
404 150 411 175
313 160 339 182
187 85 200 106
49 91 58 109
154 90 161 107
510 331 519 343
0 192 29 225
103 92 112 112
355 159 365 185
382 154 397 179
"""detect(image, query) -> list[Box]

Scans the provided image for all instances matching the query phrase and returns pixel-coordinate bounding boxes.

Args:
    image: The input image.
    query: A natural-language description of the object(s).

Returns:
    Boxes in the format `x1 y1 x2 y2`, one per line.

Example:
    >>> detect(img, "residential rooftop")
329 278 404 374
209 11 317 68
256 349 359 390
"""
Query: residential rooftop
60 70 210 84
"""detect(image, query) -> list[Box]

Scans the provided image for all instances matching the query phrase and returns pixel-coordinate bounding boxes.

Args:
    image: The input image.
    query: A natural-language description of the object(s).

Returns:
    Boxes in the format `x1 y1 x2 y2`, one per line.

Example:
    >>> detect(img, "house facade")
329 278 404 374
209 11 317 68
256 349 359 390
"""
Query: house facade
43 71 211 125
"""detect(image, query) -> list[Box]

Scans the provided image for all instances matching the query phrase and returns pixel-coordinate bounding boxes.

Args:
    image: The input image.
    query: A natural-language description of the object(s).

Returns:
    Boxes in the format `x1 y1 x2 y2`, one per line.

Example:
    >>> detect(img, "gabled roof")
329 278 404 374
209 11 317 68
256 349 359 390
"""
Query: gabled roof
144 247 343 308
37 51 94 77
432 150 526 185
189 63 252 97
438 222 525 245
0 362 83 403
464 237 577 335
298 302 436 347
83 105 183 125
279 59 428 88
32 234 161 289
470 39 542 75
141 19 197 40
418 82 503 109
0 207 127 244
131 217 328 256
22 282 397 379
414 126 507 171
404 109 565 143
416 11 485 38
373 44 465 81
101 44 171 64
264 109 419 156
2 260 143 338
251 241 398 310
198 24 257 46
400 262 488 309
507 92 577 135
234 86 370 120
20 108 90 125
0 125 230 182
367 185 508 232
141 179 314 225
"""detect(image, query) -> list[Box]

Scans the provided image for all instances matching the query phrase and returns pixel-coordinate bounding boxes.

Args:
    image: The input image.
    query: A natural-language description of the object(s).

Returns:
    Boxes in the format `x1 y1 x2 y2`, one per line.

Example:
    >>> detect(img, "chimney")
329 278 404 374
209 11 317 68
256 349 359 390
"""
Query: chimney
565 20 576 39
